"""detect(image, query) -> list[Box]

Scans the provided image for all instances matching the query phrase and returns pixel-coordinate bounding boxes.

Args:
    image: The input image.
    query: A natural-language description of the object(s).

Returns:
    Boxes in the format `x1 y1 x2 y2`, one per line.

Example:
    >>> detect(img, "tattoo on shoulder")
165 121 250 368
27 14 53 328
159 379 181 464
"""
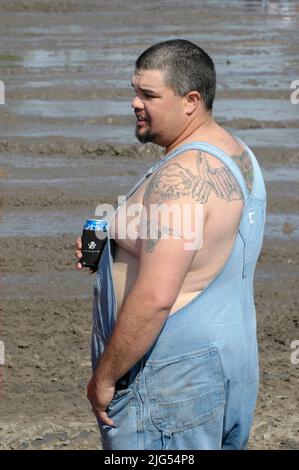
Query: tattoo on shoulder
144 151 243 204
230 150 254 193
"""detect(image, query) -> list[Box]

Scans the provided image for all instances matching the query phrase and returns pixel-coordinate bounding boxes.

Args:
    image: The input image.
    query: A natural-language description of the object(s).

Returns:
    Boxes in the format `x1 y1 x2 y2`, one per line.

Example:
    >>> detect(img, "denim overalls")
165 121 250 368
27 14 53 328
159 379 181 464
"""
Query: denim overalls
91 140 266 450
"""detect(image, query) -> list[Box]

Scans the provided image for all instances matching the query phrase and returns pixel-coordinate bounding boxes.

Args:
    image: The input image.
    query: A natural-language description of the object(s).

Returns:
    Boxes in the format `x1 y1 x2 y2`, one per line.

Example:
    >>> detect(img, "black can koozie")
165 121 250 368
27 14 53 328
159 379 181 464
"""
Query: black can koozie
81 219 108 269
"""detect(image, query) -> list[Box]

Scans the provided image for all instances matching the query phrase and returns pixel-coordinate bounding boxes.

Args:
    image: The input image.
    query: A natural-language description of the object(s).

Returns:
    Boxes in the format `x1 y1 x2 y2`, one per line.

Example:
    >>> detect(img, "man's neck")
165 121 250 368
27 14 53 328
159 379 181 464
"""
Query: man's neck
165 113 216 154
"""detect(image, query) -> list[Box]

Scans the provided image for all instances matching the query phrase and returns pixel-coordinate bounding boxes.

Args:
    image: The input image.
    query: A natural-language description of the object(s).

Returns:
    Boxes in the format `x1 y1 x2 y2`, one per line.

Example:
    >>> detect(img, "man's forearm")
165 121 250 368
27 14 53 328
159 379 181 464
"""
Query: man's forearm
94 288 170 384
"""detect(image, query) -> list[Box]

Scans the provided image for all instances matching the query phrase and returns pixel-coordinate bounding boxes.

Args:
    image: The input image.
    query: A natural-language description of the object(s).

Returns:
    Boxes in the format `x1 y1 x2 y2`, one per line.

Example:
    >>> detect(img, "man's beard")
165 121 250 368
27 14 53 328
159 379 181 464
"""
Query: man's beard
135 127 156 144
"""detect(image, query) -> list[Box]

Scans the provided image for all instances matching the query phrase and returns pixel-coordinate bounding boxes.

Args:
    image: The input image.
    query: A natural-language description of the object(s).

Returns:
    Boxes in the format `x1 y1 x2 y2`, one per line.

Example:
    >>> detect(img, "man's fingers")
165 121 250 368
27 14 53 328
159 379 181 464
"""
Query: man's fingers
76 236 82 250
75 236 83 270
98 410 115 427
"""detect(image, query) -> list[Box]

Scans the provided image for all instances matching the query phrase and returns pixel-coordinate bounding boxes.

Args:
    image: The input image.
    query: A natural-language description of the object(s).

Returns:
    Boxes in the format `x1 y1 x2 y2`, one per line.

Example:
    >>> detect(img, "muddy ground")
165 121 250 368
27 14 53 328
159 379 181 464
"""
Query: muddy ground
0 0 298 449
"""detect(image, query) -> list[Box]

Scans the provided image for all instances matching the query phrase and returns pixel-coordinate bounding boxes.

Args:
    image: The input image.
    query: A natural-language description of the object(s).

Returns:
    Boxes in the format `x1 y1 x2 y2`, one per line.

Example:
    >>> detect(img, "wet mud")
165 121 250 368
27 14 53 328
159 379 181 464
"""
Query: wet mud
0 0 298 450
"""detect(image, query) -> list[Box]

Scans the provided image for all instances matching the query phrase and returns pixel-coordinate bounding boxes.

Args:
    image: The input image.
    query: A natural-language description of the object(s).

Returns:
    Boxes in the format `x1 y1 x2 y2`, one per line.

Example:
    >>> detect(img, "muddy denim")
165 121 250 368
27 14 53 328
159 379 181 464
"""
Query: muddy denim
91 140 266 450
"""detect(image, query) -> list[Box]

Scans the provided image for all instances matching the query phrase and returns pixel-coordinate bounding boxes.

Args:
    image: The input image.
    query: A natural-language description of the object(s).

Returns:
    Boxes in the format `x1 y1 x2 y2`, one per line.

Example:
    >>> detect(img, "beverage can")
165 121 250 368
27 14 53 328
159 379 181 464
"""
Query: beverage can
83 219 108 231
81 219 108 269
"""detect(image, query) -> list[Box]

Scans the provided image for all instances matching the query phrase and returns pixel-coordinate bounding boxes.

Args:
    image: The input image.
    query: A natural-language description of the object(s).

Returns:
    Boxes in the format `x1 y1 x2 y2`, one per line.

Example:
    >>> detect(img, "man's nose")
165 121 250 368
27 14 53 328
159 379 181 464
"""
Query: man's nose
131 95 144 110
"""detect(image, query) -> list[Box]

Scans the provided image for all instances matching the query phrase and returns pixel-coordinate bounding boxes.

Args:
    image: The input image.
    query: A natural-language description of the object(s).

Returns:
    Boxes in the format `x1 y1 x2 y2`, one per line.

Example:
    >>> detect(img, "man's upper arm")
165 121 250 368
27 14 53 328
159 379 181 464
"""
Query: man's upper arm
136 225 199 310
132 149 243 309
134 158 205 310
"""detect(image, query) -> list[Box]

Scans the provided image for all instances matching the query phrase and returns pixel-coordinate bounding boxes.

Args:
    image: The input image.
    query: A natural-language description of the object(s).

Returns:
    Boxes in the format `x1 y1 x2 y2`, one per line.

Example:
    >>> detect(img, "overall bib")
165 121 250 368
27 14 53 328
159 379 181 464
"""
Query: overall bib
91 140 266 450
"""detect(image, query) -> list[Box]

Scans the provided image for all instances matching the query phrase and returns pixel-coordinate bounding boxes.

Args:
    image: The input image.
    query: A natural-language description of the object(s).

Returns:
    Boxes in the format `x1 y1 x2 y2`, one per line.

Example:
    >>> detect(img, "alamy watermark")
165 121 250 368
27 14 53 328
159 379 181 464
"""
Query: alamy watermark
290 340 299 365
0 80 5 104
290 80 299 104
0 340 4 365
95 197 204 251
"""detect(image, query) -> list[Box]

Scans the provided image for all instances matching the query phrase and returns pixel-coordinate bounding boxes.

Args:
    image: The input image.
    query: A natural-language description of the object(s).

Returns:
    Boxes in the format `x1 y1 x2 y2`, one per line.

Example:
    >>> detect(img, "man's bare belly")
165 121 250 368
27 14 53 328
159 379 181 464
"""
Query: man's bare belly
112 243 202 317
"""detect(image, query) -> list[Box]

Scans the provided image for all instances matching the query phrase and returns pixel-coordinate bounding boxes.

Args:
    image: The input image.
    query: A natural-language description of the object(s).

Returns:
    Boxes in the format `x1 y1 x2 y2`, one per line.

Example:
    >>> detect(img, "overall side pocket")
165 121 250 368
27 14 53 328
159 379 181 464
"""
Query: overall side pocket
146 346 225 433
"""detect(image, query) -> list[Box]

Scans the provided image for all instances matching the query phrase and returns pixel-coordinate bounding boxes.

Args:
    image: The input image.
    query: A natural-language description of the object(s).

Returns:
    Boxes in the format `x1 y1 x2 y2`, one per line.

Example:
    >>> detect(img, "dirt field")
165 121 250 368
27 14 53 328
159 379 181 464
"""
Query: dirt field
0 0 298 449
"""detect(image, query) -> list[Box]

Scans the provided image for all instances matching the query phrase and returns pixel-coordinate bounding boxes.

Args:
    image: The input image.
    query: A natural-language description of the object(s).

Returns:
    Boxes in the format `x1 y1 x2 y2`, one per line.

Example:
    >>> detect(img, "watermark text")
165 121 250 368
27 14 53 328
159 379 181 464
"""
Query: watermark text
0 340 4 365
0 80 5 104
95 197 204 251
290 340 299 365
290 80 299 104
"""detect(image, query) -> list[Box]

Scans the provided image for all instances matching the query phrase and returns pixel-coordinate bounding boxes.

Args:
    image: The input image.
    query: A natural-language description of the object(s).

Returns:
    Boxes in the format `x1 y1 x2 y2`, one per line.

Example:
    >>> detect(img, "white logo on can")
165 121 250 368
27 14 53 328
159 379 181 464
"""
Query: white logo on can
88 241 97 249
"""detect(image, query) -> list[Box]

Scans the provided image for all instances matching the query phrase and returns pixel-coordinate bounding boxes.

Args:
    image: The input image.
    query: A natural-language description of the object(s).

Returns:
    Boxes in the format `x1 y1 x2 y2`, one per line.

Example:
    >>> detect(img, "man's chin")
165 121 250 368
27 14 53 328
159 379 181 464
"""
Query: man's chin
135 129 155 144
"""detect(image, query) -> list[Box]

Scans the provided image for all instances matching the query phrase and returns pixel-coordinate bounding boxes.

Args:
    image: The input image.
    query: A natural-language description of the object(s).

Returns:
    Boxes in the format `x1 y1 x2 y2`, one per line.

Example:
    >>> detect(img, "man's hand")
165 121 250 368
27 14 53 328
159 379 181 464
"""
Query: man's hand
75 236 83 270
75 236 97 273
87 375 116 426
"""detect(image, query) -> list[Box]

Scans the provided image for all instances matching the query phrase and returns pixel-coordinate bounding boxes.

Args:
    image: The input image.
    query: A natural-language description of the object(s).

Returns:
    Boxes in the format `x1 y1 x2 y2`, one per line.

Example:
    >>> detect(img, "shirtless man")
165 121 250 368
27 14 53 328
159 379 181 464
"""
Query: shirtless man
76 40 266 450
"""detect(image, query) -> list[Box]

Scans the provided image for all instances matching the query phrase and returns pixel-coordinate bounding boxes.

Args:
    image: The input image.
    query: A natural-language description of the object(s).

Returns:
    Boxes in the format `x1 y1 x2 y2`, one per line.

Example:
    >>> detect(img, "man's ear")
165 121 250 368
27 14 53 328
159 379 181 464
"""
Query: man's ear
185 91 201 115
